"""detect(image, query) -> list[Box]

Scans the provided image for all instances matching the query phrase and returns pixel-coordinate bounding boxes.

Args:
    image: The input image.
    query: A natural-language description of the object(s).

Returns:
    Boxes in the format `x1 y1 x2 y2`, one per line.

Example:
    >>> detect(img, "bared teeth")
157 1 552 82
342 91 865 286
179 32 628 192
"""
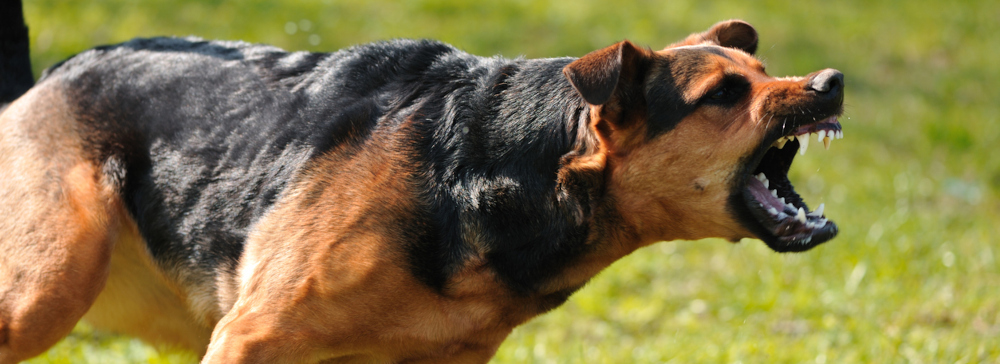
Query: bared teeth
755 173 770 188
818 130 832 150
780 129 843 154
770 130 843 151
809 203 825 217
757 124 844 230
771 136 790 149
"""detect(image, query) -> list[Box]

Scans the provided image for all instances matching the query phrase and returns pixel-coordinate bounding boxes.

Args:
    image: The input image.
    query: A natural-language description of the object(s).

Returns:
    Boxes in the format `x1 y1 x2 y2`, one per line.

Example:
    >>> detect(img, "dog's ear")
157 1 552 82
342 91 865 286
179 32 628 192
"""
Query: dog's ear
667 20 758 55
563 40 648 106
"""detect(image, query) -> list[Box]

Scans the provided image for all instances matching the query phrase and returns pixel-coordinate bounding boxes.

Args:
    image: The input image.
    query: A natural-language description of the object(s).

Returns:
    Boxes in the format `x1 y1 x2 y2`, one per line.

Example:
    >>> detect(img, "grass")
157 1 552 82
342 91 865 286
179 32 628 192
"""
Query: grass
20 0 1000 362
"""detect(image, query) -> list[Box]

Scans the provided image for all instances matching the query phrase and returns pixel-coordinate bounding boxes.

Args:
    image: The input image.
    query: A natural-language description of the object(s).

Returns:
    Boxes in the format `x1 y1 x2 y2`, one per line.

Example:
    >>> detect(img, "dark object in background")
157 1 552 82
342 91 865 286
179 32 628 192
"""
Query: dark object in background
0 0 34 105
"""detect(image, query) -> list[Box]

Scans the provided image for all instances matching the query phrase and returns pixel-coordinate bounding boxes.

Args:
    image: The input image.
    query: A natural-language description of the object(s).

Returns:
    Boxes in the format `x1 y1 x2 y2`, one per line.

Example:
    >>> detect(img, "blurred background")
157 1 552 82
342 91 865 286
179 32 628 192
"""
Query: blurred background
21 0 999 363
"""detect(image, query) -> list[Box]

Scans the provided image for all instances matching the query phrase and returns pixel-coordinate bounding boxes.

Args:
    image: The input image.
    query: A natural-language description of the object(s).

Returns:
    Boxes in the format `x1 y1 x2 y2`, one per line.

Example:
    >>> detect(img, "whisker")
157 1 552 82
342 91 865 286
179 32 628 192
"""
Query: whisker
721 102 754 131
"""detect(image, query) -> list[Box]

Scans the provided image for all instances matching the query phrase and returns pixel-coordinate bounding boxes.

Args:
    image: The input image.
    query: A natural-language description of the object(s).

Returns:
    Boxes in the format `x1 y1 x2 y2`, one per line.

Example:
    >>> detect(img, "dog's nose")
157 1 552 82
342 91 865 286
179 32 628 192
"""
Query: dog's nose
807 68 844 94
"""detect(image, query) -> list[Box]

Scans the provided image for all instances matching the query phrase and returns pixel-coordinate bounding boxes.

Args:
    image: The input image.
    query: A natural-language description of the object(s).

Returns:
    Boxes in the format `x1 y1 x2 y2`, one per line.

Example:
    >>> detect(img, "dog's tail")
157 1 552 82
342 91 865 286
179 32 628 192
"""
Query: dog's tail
1 0 34 107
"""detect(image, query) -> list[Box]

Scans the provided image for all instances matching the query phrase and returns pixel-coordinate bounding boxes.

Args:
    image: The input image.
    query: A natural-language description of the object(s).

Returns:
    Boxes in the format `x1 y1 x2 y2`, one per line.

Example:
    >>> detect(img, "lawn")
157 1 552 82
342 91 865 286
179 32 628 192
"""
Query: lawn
20 0 1000 363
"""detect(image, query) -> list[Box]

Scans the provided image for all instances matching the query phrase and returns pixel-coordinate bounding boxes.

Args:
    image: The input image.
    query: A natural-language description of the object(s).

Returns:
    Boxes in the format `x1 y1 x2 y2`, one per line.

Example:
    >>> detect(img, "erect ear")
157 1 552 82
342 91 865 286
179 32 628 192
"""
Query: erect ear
667 20 759 55
563 40 647 106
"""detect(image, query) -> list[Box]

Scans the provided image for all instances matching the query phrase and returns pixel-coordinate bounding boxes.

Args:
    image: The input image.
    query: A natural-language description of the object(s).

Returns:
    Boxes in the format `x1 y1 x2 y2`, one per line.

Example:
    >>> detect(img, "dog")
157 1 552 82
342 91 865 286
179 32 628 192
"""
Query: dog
0 1 844 362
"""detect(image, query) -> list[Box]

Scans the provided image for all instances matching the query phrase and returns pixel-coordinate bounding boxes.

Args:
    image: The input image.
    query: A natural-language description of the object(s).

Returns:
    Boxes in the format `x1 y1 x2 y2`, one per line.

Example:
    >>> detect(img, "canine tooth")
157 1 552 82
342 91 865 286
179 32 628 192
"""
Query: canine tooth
823 136 831 150
817 130 826 142
809 203 825 217
796 207 807 223
771 189 778 197
797 134 809 155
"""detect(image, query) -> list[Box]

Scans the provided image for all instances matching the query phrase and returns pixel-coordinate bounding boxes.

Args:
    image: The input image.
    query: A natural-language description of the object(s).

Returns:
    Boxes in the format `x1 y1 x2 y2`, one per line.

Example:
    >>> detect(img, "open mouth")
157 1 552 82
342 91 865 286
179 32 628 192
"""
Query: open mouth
740 116 842 252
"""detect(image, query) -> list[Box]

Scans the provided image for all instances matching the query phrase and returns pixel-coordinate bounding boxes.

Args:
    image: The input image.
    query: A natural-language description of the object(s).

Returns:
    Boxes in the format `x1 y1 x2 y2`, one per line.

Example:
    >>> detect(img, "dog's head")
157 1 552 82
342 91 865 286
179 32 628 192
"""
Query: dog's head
564 20 843 252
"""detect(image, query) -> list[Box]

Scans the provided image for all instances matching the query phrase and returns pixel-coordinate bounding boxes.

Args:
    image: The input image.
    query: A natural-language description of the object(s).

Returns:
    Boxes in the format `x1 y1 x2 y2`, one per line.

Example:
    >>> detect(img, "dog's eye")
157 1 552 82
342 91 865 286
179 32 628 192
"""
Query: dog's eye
709 88 732 100
702 77 749 105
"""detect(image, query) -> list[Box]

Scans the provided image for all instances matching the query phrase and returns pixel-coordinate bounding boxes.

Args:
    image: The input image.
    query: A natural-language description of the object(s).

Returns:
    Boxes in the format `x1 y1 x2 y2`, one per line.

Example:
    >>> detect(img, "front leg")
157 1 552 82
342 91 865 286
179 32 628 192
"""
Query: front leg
201 147 525 363
201 230 394 363
204 305 501 364
201 238 508 364
202 304 328 364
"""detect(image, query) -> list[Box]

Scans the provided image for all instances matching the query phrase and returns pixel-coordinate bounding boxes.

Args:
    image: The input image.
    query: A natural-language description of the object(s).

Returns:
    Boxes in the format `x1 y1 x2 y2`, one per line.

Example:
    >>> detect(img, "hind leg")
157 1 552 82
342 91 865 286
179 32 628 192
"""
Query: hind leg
0 87 120 363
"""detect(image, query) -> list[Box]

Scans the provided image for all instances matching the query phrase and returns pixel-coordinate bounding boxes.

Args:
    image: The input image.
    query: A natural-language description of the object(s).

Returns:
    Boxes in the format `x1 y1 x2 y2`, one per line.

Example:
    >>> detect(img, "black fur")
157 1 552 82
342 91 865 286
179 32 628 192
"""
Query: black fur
407 58 595 293
646 49 730 138
41 37 602 295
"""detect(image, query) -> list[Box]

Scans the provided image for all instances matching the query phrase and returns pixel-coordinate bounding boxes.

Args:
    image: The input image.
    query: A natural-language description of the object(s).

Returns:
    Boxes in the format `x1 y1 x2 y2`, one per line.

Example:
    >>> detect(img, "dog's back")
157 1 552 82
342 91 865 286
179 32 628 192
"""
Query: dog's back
34 34 587 293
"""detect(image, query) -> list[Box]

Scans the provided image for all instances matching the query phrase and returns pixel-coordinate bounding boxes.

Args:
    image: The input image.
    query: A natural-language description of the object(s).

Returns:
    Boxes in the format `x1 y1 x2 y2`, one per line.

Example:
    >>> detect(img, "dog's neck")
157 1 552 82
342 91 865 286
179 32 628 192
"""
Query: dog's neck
405 56 663 309
403 57 595 294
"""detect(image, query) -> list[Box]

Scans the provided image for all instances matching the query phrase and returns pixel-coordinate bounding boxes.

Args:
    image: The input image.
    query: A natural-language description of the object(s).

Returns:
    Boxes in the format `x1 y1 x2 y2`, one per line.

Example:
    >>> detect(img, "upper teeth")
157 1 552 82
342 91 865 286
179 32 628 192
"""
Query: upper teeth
771 130 843 153
797 134 810 155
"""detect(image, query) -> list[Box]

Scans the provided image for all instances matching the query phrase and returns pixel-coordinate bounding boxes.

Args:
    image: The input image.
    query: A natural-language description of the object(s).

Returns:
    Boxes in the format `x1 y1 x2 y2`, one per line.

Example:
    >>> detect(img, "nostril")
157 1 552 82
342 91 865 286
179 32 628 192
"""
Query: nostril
808 69 844 93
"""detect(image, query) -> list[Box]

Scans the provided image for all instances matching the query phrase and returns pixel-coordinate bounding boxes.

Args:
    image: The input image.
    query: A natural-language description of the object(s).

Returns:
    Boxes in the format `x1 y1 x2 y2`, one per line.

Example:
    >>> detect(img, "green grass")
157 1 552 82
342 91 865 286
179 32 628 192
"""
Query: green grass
20 0 1000 362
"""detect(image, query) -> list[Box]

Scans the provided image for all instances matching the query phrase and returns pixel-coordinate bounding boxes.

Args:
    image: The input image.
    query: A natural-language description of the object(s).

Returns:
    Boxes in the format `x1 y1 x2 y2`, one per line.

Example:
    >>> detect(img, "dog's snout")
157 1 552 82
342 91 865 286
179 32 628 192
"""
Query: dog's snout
807 68 844 95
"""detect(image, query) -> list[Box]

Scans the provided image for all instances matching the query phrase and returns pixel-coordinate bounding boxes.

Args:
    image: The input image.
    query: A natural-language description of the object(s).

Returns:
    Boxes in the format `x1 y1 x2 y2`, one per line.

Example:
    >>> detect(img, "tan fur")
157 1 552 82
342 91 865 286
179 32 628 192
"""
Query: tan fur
541 46 812 297
0 85 118 362
200 130 524 363
82 212 214 353
602 47 777 246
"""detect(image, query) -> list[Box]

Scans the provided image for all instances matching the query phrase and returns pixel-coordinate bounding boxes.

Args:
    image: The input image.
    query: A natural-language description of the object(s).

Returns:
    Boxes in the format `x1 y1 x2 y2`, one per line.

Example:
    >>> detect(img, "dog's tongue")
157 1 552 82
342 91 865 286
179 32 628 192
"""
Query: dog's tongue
747 174 788 215
746 171 831 238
